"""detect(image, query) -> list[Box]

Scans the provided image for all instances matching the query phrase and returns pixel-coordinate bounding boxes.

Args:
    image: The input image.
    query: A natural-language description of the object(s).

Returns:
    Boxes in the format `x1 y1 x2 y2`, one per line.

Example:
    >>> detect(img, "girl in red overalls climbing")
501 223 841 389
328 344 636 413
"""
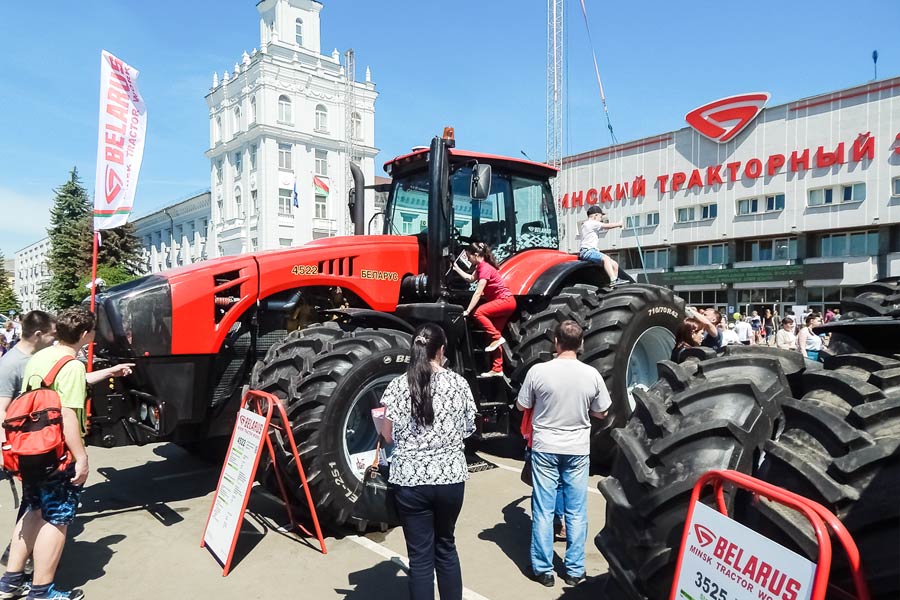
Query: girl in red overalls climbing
453 242 516 377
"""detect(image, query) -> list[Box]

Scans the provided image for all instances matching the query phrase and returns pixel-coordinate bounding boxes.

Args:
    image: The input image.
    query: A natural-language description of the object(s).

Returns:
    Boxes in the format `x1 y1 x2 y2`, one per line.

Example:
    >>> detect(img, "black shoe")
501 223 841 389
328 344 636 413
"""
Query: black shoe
533 572 555 587
564 574 586 586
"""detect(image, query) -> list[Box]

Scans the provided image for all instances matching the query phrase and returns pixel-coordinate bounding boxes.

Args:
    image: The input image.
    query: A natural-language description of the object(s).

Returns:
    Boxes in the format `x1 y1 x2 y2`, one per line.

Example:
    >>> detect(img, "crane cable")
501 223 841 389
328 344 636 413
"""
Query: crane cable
579 1 652 281
579 0 617 145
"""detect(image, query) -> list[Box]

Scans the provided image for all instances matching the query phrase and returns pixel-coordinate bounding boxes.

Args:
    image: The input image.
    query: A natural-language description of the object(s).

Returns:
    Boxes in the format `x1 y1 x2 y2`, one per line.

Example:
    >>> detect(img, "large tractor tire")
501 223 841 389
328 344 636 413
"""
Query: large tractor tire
595 353 791 600
748 353 900 600
250 322 411 531
840 277 900 318
825 278 900 357
702 344 822 397
510 283 684 465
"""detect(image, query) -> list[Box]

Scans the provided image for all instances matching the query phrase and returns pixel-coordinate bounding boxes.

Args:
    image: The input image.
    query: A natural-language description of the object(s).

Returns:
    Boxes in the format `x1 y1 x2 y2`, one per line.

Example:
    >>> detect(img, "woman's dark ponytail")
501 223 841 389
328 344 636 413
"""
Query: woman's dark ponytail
407 323 447 427
465 241 498 268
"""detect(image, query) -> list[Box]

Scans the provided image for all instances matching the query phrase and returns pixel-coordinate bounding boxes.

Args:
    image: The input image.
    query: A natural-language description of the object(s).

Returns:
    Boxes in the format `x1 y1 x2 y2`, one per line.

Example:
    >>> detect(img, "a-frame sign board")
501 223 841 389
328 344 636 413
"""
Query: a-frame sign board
202 390 327 575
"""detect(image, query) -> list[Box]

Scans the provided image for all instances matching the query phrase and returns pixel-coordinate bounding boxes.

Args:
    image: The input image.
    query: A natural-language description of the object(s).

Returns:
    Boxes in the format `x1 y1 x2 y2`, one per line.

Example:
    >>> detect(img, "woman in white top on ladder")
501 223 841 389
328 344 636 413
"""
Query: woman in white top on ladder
797 312 824 361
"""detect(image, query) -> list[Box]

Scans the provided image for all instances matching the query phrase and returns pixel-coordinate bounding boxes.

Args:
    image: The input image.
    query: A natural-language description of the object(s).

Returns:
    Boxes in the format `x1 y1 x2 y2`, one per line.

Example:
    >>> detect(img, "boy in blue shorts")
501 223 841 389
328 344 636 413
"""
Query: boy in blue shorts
578 206 624 283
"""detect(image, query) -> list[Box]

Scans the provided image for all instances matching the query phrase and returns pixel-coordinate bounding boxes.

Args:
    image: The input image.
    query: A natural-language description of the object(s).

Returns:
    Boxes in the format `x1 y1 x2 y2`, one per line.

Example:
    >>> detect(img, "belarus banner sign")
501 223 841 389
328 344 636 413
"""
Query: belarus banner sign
93 51 147 230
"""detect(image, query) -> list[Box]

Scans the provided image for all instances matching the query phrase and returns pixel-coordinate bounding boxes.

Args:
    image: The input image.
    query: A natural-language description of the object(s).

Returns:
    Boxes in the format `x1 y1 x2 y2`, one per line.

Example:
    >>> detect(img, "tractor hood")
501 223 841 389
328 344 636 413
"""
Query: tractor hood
96 235 422 356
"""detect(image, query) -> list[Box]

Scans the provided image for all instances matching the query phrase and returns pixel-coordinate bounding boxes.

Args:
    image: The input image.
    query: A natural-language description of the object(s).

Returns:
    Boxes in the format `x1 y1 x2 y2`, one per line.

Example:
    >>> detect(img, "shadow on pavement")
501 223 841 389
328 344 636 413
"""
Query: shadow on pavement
477 495 533 576
79 444 218 516
334 559 408 599
56 527 126 590
557 573 616 599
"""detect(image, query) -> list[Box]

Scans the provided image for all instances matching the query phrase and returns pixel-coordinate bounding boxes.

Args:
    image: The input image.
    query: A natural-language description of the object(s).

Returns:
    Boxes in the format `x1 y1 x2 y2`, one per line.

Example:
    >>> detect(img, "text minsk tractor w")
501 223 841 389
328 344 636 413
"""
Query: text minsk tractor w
87 130 684 530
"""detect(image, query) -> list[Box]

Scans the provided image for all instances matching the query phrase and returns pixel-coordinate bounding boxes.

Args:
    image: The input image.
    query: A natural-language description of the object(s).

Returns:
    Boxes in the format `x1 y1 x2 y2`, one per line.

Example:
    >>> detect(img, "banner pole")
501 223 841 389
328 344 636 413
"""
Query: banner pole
87 230 99 373
84 230 99 429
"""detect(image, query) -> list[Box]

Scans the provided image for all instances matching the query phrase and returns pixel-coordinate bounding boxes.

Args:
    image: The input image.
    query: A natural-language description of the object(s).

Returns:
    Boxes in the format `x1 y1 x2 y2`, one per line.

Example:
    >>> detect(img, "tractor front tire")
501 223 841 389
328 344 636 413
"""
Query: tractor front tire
250 322 411 531
595 353 789 600
748 353 900 600
511 283 684 466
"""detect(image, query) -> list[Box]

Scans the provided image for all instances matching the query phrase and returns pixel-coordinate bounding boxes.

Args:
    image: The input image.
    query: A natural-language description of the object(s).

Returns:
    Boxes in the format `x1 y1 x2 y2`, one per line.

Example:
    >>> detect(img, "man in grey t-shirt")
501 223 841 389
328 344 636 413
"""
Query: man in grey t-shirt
517 320 610 587
0 311 57 421
0 311 55 572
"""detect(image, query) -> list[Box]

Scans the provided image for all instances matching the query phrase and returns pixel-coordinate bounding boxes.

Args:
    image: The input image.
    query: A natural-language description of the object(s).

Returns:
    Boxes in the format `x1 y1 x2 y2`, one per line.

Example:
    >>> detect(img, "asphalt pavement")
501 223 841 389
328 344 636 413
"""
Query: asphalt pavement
0 443 612 599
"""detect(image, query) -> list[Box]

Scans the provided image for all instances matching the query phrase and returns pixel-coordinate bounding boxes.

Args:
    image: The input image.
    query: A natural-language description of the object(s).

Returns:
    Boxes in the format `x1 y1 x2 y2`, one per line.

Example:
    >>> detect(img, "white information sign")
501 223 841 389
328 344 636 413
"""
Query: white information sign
673 503 816 600
203 409 267 567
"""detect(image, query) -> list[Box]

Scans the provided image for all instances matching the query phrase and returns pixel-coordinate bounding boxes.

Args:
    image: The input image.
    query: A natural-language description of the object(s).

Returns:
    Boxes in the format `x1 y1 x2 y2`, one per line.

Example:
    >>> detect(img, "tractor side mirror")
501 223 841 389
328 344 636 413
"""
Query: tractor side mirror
471 164 492 200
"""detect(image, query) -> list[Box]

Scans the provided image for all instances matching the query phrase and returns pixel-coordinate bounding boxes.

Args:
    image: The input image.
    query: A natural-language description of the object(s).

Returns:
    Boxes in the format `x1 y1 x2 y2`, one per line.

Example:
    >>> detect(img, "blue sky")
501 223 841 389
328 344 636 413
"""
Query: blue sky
1 0 898 258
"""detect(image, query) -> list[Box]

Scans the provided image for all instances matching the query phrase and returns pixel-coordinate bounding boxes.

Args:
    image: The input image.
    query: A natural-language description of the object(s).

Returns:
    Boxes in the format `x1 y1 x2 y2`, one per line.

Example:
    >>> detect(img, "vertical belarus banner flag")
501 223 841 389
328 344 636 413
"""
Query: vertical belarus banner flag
93 51 147 230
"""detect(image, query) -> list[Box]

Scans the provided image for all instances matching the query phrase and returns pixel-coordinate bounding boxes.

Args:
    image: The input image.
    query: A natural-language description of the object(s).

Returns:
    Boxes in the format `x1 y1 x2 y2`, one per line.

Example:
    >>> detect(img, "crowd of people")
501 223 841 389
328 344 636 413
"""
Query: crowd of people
0 309 132 600
672 305 836 361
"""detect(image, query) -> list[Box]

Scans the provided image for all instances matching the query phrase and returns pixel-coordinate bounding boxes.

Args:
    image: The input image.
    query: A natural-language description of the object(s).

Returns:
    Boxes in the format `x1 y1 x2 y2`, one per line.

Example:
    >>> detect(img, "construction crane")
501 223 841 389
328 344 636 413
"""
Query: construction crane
547 0 564 193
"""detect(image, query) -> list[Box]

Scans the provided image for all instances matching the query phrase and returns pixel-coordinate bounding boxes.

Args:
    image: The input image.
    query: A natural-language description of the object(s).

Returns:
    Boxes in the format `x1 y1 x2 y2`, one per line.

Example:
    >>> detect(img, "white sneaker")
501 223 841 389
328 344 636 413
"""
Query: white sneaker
485 337 506 352
479 370 504 378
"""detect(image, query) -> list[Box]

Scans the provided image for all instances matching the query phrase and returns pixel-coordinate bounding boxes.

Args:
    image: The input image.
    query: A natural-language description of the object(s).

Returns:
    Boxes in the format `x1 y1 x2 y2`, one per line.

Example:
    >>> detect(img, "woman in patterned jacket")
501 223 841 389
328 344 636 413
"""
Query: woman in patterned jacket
381 323 477 600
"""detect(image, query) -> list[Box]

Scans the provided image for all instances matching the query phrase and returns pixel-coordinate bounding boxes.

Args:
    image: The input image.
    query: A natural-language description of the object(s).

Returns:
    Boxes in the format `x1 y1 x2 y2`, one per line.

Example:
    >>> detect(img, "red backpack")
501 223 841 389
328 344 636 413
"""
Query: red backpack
2 357 74 480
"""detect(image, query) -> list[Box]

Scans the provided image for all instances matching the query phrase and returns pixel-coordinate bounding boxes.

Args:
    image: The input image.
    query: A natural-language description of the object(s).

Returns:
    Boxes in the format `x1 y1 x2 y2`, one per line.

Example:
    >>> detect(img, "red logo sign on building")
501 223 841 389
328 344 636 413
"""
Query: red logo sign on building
686 93 770 143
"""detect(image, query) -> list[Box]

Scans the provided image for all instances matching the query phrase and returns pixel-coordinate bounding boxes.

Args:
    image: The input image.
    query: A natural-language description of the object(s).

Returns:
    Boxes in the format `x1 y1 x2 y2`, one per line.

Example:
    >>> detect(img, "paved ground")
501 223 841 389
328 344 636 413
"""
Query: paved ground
0 443 612 600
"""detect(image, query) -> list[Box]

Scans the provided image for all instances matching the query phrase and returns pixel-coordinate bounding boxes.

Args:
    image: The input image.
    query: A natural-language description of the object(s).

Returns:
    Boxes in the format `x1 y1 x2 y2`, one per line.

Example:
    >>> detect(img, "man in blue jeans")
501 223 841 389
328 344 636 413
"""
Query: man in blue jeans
516 320 611 587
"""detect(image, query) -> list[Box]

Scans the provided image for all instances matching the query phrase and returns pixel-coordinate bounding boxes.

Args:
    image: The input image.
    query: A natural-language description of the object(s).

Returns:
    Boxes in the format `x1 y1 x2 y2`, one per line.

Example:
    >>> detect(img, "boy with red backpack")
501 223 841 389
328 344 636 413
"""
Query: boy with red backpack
0 308 96 600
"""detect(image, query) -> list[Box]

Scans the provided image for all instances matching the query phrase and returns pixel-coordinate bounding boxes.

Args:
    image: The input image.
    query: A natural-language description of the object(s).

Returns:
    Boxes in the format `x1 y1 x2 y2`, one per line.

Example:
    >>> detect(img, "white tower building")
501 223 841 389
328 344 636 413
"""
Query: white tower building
205 0 378 256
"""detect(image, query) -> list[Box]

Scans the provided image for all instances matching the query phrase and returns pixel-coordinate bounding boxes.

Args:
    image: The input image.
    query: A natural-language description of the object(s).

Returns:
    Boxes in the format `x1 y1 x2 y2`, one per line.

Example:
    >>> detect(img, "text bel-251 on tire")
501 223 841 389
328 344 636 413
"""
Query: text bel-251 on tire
596 353 790 600
511 283 684 466
249 322 411 531
748 353 900 600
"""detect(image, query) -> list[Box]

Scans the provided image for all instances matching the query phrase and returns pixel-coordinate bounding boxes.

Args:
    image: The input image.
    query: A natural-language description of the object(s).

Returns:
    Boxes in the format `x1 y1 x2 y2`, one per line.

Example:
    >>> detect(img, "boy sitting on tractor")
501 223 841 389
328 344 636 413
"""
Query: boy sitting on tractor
578 206 624 284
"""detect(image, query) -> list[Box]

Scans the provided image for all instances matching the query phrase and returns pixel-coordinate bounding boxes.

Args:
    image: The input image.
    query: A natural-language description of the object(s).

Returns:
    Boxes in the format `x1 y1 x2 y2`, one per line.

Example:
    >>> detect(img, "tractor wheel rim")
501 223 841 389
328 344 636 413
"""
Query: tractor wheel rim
625 325 676 412
341 373 396 482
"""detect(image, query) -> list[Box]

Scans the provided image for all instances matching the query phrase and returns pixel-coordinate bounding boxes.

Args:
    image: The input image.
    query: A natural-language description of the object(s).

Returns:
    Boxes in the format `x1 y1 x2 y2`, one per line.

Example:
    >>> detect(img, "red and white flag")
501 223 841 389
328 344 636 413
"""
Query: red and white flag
93 50 147 230
313 175 330 197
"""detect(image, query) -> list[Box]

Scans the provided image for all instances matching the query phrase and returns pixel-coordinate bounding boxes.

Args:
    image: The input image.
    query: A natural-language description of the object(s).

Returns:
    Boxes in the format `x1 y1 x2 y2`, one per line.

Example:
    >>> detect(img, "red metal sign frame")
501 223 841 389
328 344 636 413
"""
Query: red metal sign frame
669 469 869 600
201 390 327 576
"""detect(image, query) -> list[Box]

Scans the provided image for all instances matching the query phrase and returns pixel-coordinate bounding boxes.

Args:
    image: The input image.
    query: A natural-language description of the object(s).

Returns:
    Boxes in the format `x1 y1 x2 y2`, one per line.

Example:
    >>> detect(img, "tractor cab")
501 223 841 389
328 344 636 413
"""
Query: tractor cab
382 132 560 304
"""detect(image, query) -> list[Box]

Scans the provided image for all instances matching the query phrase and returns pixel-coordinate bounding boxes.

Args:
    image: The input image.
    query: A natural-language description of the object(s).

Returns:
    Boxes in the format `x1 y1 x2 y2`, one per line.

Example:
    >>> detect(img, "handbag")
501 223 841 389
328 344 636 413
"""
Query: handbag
521 447 533 487
520 408 534 487
352 437 401 529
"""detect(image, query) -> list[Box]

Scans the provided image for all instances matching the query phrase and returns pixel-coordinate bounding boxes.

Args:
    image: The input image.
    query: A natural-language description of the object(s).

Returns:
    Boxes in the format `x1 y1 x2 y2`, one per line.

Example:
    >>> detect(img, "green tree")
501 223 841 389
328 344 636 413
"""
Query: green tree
97 222 143 275
0 253 22 315
41 169 93 310
41 168 143 310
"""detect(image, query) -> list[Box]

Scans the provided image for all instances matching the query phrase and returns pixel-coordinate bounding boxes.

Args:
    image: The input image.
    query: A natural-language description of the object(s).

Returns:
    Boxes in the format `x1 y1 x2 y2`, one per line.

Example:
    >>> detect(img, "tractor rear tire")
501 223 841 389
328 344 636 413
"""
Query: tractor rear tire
595 353 790 600
748 353 900 600
510 283 684 466
250 322 411 531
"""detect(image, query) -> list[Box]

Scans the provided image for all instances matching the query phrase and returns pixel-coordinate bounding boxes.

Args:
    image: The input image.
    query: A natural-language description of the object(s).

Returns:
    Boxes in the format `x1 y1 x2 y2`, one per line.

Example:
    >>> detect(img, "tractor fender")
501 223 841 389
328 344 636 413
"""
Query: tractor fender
322 308 415 334
526 259 634 297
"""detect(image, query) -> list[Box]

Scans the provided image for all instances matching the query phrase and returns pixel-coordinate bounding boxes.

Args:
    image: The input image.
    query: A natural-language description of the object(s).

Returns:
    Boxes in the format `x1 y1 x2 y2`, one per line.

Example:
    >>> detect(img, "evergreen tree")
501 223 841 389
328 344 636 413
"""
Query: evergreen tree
97 222 143 275
0 253 22 315
41 168 144 310
41 168 93 310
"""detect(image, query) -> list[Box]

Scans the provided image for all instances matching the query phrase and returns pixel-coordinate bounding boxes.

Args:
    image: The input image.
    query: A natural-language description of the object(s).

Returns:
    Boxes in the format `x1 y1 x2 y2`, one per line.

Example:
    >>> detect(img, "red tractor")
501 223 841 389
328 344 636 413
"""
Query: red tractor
87 130 684 530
